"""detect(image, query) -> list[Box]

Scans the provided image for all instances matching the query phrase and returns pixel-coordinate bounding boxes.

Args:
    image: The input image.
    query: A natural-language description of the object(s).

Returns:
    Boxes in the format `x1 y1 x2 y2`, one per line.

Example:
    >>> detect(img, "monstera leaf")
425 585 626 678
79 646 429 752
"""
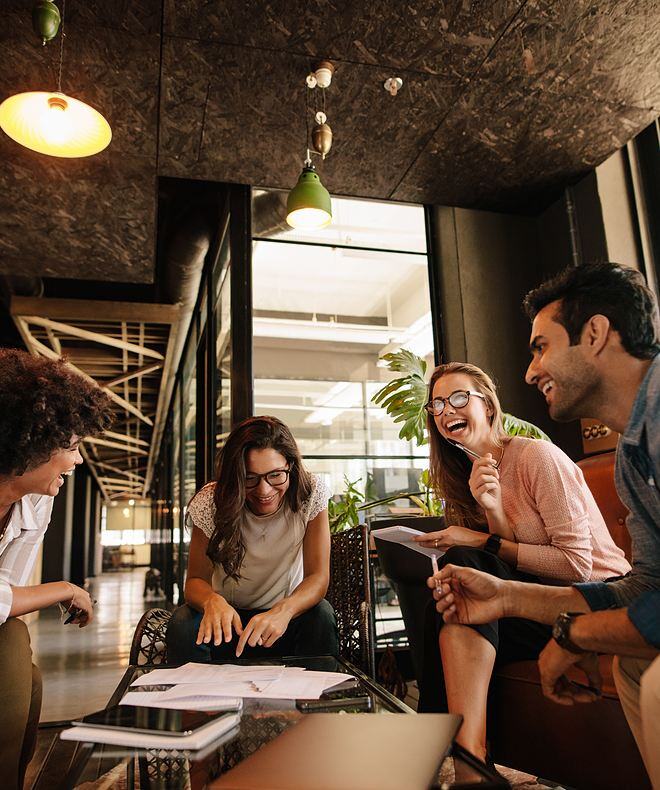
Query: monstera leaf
371 349 429 446
502 412 551 441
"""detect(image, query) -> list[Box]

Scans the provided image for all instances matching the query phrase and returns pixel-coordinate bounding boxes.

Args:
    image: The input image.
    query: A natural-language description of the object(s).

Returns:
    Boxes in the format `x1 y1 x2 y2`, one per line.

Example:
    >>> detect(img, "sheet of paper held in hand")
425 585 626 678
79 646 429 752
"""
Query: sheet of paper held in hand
371 525 444 559
127 663 355 704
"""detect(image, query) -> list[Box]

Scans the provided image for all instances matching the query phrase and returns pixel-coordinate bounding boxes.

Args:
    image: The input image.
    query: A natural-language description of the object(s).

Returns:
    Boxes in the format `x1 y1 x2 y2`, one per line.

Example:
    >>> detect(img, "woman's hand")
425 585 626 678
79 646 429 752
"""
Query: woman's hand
413 526 487 551
63 582 94 627
235 604 293 657
196 593 243 646
469 455 503 514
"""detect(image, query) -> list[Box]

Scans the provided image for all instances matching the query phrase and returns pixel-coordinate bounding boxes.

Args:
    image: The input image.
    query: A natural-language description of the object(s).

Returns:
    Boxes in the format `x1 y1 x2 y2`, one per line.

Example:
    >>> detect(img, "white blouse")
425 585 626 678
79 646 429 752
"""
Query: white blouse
0 494 54 624
187 474 331 610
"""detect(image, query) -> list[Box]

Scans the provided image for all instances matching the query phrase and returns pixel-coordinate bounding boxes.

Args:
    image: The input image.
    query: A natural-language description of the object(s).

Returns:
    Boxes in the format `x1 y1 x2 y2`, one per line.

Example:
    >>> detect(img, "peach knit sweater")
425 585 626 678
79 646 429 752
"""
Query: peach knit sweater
498 437 630 583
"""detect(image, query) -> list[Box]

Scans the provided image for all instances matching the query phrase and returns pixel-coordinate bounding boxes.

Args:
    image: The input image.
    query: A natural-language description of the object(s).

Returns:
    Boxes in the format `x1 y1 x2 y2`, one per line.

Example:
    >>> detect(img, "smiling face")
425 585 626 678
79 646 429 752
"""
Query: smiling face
525 301 599 422
16 436 83 497
244 447 291 516
431 372 494 451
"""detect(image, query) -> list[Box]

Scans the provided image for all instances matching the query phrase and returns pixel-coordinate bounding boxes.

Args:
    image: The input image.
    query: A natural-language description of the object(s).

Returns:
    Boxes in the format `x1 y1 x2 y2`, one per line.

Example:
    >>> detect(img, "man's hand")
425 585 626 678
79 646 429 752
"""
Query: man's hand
538 639 602 705
236 604 293 657
428 564 507 624
197 594 243 646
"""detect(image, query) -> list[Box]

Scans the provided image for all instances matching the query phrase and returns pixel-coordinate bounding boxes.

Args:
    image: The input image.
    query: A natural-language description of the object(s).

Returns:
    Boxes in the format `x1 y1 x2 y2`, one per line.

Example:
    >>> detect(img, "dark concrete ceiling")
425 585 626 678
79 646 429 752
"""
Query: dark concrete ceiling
0 0 658 284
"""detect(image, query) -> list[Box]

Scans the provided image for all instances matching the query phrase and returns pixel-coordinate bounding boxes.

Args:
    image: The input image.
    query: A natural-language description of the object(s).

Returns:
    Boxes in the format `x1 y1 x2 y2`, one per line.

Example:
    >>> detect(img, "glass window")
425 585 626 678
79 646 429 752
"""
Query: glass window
214 234 232 450
251 191 432 505
252 191 426 253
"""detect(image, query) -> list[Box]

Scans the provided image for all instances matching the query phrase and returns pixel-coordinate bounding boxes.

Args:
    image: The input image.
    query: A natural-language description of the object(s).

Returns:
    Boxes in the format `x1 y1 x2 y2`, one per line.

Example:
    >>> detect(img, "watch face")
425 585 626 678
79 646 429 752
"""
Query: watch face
552 621 562 641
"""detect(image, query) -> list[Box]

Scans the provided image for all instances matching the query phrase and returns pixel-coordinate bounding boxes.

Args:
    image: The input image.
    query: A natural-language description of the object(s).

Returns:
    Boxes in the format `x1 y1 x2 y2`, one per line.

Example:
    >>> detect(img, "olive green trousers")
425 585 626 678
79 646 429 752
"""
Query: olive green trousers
0 618 42 790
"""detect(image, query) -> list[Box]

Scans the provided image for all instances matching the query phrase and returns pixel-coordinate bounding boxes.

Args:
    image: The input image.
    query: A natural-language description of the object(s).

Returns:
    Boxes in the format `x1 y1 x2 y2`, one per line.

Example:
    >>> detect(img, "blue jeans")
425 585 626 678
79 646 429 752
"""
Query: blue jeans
166 599 339 665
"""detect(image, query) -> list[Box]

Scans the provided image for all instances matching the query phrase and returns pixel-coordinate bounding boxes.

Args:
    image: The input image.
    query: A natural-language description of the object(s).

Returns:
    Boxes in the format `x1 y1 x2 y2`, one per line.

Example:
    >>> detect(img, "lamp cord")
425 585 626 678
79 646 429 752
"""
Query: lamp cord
56 0 66 93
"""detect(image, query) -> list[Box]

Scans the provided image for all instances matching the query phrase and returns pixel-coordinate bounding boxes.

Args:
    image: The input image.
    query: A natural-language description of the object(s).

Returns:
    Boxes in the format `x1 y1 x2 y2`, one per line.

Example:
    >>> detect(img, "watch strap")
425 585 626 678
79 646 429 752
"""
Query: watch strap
552 612 584 654
484 534 502 555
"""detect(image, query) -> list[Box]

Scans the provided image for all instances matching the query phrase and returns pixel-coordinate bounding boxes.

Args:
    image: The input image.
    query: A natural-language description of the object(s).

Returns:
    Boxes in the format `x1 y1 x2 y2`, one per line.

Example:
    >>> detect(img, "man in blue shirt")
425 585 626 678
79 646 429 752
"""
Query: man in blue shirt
431 263 659 786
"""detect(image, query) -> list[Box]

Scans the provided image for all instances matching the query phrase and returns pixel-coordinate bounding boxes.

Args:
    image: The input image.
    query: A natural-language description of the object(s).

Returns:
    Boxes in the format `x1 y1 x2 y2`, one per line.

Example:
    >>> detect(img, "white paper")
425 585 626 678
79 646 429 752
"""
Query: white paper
61 712 242 750
371 525 444 559
129 667 355 702
120 691 243 712
131 662 288 687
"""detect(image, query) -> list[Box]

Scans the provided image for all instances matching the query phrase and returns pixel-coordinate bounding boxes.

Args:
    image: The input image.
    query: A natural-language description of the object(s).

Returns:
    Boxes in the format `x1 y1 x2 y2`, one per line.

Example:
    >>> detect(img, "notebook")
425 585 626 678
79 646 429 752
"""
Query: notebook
210 712 461 790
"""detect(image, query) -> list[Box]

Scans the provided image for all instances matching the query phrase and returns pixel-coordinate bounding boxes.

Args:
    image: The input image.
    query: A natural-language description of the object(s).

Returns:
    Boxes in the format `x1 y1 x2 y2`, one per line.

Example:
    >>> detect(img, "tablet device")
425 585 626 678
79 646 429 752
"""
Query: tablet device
73 705 232 737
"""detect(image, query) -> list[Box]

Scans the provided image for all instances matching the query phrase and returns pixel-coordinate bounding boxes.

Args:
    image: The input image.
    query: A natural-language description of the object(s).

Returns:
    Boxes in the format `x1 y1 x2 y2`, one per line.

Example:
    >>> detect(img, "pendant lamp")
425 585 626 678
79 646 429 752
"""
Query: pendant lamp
286 156 332 229
0 0 111 158
286 63 335 230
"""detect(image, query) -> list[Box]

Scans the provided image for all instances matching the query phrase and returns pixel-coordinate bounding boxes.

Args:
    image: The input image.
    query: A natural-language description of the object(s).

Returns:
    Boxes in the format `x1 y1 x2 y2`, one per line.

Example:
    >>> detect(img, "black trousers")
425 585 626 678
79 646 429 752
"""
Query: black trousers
166 599 339 664
418 545 552 713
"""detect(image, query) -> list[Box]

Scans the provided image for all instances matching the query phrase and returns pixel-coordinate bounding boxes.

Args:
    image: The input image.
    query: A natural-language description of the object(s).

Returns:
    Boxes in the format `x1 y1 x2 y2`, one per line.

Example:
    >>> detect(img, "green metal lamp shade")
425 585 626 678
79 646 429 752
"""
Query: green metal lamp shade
286 166 332 229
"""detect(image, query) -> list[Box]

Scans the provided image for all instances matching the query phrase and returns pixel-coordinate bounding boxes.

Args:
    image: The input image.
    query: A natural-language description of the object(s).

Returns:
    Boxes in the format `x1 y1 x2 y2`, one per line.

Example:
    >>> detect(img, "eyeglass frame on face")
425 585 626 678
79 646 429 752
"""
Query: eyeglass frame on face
244 467 291 489
424 389 487 417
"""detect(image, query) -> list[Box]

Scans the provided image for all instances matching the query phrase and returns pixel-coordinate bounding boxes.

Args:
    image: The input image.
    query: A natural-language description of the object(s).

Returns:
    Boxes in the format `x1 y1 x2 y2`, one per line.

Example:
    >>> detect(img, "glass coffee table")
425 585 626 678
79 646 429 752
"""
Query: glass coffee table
33 656 507 789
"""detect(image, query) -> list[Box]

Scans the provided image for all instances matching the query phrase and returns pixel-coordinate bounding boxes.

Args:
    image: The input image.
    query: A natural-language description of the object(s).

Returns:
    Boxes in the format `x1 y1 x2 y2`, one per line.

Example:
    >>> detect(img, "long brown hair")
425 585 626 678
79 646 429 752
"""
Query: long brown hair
427 362 507 529
207 416 312 580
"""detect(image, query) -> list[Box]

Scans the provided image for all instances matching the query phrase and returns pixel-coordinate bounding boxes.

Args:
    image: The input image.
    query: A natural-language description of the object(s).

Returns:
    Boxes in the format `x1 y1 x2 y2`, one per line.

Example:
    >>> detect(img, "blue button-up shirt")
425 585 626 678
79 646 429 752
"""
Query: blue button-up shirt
575 354 660 648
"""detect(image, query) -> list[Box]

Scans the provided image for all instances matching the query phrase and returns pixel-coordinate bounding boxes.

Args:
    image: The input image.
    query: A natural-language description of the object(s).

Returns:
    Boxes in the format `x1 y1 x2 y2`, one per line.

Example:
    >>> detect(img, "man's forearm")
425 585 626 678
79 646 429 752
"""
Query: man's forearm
504 581 591 623
570 608 659 659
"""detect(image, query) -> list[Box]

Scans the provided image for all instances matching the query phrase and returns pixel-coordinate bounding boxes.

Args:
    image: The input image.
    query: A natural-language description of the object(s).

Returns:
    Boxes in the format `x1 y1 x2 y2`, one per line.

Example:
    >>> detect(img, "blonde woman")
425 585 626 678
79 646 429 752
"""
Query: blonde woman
414 362 629 764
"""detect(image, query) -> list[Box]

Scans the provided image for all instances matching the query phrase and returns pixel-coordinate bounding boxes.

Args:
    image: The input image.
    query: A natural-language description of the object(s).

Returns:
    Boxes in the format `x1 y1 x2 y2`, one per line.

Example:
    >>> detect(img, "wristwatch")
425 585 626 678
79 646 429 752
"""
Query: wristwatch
484 534 502 555
552 612 585 653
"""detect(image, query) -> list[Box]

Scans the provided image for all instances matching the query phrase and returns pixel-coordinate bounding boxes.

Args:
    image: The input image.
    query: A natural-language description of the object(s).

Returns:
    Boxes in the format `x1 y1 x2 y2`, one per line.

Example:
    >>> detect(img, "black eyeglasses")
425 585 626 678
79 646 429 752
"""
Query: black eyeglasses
245 468 290 489
424 390 486 416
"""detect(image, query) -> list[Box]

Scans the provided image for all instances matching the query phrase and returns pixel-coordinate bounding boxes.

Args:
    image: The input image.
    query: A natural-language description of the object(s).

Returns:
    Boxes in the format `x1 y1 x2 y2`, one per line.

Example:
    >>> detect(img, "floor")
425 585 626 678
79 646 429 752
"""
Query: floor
29 568 163 722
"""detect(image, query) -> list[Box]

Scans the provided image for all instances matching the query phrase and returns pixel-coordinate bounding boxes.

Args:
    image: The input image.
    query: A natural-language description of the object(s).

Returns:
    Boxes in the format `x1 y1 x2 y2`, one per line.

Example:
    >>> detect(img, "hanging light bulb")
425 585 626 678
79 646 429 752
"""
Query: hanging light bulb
286 151 332 229
0 0 111 158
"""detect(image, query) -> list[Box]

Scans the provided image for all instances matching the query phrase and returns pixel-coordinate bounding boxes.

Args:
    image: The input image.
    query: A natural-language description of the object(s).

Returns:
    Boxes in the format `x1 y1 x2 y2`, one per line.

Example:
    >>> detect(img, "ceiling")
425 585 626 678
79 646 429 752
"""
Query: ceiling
0 0 658 286
10 295 181 498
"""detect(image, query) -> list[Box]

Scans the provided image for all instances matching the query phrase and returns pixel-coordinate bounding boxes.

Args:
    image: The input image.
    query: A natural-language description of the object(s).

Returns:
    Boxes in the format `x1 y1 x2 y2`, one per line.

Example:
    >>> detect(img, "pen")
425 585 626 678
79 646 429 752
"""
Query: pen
64 598 97 624
569 680 601 697
431 553 440 589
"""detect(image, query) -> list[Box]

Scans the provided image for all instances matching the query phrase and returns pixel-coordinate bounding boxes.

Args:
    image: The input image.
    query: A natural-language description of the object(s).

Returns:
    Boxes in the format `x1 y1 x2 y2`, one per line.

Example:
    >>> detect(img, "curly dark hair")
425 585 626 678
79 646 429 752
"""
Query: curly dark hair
523 262 659 360
0 348 114 477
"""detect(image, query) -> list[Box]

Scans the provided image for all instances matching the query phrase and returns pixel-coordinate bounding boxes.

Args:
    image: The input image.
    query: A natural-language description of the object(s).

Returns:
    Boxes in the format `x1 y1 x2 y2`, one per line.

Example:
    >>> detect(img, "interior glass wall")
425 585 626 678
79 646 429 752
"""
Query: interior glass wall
251 192 433 506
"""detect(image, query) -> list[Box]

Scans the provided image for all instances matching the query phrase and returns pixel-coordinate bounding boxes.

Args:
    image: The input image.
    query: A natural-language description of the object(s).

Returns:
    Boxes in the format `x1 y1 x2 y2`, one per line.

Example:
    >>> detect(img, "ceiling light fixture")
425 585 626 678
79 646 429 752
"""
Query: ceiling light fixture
286 61 334 229
0 0 111 158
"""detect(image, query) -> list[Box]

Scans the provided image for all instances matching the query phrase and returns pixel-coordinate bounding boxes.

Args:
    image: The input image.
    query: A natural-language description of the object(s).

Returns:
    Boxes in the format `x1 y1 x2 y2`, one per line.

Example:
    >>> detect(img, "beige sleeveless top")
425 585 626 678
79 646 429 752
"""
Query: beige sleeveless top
187 475 330 609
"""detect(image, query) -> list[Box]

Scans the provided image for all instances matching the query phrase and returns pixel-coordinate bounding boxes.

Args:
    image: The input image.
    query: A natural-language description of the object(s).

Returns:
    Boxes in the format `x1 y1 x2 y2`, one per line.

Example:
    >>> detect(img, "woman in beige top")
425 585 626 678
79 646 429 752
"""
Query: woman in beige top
413 362 630 768
166 416 337 663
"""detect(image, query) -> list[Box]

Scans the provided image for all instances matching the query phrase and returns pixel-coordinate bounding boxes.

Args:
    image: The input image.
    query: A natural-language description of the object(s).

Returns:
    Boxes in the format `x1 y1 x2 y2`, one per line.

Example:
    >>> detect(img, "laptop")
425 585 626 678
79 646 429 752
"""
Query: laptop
210 712 461 790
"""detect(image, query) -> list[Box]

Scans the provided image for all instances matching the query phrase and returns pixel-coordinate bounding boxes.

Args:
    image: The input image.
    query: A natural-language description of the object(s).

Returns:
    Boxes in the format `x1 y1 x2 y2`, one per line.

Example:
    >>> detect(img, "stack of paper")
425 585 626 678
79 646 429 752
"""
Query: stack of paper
371 525 443 559
123 663 355 707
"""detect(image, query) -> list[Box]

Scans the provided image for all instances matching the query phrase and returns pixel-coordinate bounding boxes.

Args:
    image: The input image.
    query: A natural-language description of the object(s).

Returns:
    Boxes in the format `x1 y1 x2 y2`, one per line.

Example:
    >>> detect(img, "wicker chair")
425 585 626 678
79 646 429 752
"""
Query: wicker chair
129 527 375 674
326 525 375 677
129 607 172 665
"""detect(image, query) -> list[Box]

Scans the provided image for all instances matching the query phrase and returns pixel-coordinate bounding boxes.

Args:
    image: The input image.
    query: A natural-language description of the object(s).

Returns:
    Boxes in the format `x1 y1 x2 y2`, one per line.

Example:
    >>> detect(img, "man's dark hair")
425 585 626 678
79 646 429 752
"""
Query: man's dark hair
0 348 114 477
523 262 659 359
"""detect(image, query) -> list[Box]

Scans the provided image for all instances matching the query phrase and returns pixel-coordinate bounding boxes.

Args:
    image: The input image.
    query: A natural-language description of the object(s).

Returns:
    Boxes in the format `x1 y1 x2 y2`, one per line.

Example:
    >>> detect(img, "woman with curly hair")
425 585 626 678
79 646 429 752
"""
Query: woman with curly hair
0 348 112 789
166 416 338 663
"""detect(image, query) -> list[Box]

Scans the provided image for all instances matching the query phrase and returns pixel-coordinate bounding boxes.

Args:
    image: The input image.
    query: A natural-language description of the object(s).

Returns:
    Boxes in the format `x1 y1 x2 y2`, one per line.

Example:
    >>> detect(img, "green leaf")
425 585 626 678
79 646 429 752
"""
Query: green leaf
502 413 551 441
